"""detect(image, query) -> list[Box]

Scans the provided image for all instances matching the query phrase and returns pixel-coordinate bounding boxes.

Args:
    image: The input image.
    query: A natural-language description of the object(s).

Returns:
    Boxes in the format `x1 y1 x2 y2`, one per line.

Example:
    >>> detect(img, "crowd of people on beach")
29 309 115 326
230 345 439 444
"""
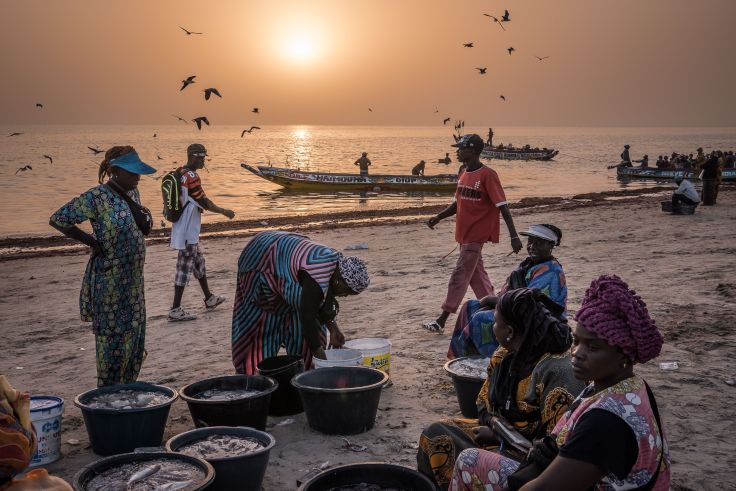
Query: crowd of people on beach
2 134 673 489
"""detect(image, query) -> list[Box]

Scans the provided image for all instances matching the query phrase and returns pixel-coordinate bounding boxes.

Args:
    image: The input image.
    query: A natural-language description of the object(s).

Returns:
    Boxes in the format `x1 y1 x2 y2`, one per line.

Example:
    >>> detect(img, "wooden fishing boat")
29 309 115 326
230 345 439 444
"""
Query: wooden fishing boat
616 166 736 183
481 146 559 161
241 164 458 192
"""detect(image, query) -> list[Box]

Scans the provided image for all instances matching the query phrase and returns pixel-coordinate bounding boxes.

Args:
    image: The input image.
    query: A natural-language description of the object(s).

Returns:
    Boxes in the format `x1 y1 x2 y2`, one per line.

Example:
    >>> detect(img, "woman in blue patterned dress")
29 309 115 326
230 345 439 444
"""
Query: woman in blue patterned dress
49 146 155 386
448 224 567 359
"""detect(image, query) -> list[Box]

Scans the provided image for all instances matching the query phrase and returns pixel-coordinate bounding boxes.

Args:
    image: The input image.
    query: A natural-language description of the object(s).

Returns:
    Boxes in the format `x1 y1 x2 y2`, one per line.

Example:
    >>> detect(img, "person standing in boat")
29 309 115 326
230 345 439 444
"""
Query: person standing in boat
412 160 426 176
487 128 494 147
422 134 523 333
354 152 372 176
619 144 632 166
231 231 370 374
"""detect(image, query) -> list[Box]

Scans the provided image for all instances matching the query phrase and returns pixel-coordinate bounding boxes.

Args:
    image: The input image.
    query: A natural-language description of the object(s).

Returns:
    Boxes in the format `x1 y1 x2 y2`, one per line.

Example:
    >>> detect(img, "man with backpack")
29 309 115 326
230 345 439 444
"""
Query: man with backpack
166 143 235 321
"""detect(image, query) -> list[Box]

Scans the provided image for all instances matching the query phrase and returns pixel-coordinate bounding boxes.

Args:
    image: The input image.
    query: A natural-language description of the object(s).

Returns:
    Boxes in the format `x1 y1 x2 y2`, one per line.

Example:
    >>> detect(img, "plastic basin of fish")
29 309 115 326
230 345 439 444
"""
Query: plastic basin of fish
179 375 277 430
74 382 178 456
299 462 436 491
166 426 275 491
291 367 388 435
72 451 214 491
256 355 305 416
444 356 489 418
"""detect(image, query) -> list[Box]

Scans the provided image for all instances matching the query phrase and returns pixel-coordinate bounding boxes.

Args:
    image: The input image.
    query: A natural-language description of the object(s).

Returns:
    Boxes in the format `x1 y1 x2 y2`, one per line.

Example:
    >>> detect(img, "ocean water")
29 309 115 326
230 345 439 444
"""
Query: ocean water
1 125 734 238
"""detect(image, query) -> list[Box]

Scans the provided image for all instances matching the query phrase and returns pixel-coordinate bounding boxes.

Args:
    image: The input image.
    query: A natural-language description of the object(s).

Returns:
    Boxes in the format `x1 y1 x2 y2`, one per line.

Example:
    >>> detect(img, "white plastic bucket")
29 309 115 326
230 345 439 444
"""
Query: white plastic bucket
313 348 363 369
29 396 64 467
344 338 392 374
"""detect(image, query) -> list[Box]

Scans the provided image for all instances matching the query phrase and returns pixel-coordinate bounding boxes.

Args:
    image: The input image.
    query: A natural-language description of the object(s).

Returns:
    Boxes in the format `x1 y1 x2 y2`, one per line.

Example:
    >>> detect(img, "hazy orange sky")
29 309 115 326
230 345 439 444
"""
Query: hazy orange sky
2 0 735 126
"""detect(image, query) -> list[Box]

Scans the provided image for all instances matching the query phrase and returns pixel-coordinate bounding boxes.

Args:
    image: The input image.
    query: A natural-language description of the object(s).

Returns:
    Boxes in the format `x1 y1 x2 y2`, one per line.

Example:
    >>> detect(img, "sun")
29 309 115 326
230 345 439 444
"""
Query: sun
282 34 319 64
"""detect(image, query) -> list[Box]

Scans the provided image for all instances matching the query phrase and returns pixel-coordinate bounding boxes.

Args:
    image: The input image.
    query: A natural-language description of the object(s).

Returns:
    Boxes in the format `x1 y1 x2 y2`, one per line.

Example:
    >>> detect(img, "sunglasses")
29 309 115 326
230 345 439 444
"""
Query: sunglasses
190 152 206 157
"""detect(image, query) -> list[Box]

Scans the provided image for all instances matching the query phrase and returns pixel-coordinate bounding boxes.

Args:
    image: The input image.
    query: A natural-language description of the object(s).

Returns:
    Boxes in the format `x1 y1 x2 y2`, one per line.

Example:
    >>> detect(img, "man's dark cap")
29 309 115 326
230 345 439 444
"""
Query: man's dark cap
452 134 485 152
187 143 207 156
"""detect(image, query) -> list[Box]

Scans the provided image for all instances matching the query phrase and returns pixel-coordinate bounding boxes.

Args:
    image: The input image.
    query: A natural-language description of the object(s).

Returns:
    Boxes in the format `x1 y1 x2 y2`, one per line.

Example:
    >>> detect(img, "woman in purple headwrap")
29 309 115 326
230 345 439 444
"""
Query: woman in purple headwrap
450 275 671 491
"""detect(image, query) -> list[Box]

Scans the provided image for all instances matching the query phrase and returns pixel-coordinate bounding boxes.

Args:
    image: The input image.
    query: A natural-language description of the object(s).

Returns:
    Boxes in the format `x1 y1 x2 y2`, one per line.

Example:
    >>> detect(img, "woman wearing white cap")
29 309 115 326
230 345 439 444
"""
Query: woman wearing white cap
448 224 567 359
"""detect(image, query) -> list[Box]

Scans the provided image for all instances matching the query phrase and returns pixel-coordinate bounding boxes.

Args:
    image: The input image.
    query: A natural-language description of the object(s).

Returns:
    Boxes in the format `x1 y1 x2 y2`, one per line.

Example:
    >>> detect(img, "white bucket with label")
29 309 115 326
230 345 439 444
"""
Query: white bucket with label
313 348 363 369
344 338 392 374
29 396 64 467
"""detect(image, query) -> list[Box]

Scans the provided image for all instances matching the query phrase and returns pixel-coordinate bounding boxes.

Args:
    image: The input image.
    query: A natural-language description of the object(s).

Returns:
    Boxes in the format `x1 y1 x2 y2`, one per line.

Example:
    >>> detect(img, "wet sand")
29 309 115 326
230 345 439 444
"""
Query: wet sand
1 189 734 490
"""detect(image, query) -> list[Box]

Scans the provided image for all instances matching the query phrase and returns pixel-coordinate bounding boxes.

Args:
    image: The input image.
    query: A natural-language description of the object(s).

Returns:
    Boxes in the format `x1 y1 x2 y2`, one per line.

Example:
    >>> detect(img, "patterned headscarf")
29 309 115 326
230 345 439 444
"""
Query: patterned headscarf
337 256 369 293
574 275 663 364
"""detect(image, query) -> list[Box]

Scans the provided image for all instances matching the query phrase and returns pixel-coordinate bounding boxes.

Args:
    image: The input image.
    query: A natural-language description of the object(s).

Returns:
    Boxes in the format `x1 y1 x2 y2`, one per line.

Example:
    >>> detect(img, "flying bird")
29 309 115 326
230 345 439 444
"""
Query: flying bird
192 116 210 130
501 9 510 22
88 146 104 154
172 114 189 124
7 132 22 137
443 117 451 125
463 42 474 48
507 47 515 55
476 67 488 74
36 103 43 108
500 95 506 101
204 88 222 100
180 75 196 91
179 26 203 35
252 107 260 114
482 13 506 30
15 165 32 174
241 126 261 137
153 133 157 138
434 107 439 113
535 55 550 61
43 154 53 164
156 155 163 160
368 108 373 112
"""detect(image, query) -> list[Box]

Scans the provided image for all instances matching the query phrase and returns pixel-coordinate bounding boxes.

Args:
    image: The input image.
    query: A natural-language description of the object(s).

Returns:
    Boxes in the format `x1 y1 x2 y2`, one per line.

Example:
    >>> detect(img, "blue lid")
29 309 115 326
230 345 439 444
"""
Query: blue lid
30 396 64 411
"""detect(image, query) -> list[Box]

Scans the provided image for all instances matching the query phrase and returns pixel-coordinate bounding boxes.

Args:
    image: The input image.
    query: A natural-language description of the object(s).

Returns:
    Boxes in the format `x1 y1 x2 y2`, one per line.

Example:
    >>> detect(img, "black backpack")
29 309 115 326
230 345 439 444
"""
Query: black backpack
161 169 188 222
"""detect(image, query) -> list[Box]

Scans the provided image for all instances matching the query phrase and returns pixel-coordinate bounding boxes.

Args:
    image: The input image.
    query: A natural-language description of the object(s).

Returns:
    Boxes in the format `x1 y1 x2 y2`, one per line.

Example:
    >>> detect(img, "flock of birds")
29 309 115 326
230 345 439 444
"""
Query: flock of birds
8 10 551 176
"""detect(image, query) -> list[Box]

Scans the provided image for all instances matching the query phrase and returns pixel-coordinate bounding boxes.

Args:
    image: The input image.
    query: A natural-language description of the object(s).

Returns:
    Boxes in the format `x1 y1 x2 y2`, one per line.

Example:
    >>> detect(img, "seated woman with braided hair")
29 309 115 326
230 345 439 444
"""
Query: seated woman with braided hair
451 275 671 491
448 224 567 359
417 288 585 491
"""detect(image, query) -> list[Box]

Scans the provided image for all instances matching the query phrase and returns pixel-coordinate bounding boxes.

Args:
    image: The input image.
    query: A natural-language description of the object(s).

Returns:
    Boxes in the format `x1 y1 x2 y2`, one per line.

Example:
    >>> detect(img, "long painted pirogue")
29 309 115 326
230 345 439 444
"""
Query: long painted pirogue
241 163 458 192
481 146 559 161
616 166 736 182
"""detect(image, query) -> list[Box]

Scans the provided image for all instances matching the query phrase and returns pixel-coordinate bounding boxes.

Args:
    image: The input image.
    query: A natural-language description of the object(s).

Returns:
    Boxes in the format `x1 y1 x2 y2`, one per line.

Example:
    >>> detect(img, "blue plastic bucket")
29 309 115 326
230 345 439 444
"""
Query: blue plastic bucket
29 396 64 467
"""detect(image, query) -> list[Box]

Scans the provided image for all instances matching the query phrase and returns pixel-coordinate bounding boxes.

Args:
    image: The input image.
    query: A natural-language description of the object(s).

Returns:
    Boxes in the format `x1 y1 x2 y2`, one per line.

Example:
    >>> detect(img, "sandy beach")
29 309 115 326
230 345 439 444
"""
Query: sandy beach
1 189 735 490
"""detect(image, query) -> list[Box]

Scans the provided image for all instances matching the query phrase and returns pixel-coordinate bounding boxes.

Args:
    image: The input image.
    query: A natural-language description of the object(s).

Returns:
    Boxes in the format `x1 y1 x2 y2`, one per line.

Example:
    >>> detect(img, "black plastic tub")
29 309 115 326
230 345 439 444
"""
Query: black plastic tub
167 426 275 491
179 375 277 430
444 356 488 418
74 382 178 456
300 462 437 491
291 367 388 435
256 355 305 416
72 451 214 491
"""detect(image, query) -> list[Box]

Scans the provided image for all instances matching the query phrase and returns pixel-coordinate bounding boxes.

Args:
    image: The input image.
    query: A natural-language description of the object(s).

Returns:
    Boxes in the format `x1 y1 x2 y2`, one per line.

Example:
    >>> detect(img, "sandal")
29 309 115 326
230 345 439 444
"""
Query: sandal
422 321 444 333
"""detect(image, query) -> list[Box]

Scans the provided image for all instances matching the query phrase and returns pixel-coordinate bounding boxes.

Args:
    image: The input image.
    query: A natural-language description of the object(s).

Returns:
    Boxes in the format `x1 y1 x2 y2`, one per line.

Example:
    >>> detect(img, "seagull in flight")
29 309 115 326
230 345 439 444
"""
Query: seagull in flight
179 26 203 35
204 88 222 100
507 47 515 55
153 133 157 138
156 155 163 160
252 107 260 114
7 132 23 137
193 116 210 130
501 9 511 22
535 55 550 61
241 126 261 137
443 117 451 125
499 95 506 101
368 108 373 112
482 13 506 31
172 114 189 124
476 67 488 74
36 103 43 108
15 165 32 174
180 75 196 91
434 107 439 113
43 154 53 164
88 146 104 154
463 42 474 48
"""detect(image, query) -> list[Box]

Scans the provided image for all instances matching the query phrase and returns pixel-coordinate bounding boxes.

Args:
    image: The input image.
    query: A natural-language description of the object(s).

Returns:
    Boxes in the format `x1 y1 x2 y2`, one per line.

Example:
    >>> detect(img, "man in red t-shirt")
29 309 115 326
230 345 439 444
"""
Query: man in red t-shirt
423 134 522 332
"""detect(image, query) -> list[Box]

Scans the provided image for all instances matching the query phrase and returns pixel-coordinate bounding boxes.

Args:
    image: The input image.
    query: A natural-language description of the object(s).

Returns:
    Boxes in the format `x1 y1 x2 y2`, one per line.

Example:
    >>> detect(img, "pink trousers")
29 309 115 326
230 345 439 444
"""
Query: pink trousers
442 242 494 313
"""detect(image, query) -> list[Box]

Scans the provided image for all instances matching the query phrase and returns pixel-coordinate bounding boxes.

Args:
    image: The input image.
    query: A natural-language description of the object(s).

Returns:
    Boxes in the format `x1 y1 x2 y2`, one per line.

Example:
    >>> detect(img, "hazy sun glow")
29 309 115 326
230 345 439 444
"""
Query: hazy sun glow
293 128 308 139
283 34 319 64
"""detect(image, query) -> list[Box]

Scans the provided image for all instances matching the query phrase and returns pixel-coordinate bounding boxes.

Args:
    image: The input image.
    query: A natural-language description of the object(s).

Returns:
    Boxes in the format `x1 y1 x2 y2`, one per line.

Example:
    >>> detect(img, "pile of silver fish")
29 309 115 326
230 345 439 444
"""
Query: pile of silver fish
327 485 411 491
178 434 265 460
85 390 172 410
192 388 262 401
448 357 491 380
85 459 204 490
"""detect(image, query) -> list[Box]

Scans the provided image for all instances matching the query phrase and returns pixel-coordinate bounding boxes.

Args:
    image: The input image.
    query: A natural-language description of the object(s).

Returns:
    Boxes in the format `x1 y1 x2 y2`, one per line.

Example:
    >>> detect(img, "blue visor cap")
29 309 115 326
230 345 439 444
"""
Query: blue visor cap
109 151 157 175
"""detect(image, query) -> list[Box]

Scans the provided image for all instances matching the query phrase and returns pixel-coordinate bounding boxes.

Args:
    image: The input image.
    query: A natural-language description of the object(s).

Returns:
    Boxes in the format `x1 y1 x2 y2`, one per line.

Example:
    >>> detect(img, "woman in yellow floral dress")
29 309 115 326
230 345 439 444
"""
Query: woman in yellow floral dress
417 288 585 490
